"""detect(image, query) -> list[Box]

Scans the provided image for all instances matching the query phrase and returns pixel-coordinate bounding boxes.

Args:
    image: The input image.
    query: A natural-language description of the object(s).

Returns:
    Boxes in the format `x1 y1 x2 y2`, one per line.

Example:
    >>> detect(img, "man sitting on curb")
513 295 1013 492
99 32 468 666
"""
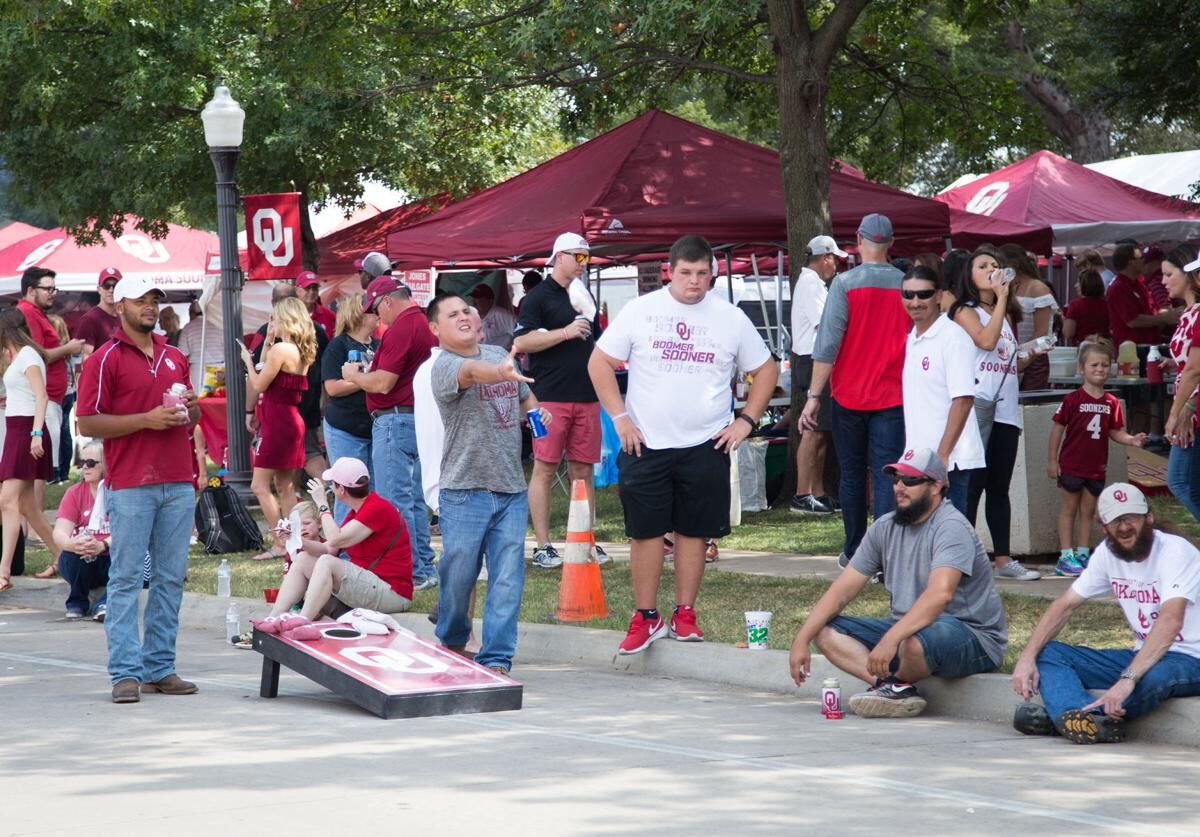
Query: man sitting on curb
1012 482 1200 744
789 448 1007 717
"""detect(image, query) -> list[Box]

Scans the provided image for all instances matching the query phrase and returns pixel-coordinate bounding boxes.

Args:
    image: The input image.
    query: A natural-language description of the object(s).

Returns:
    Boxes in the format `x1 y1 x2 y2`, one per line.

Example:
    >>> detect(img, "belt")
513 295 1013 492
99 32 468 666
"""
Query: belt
370 405 414 420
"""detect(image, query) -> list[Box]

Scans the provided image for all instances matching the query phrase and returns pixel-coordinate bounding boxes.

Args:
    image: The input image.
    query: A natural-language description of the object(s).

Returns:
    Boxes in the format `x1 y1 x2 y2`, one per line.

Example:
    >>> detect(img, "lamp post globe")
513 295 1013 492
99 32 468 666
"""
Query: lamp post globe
202 81 254 503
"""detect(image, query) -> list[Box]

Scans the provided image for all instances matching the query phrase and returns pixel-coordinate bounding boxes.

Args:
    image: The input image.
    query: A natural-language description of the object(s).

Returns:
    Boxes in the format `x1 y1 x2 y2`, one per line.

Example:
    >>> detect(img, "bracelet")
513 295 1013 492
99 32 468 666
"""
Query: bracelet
30 430 42 437
737 413 757 428
612 412 629 420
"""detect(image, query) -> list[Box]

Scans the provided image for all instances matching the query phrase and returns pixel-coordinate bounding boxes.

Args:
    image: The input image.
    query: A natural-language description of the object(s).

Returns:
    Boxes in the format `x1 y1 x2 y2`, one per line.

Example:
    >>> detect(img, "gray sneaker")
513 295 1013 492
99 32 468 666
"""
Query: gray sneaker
592 544 611 565
413 575 439 592
995 560 1042 581
837 552 850 568
531 544 562 568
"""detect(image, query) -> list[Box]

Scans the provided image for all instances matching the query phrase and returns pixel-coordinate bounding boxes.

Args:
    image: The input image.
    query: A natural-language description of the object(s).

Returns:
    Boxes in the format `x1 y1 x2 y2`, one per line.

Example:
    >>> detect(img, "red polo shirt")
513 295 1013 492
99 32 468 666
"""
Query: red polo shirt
311 304 336 339
365 305 436 412
1106 272 1161 344
76 329 194 490
18 299 67 403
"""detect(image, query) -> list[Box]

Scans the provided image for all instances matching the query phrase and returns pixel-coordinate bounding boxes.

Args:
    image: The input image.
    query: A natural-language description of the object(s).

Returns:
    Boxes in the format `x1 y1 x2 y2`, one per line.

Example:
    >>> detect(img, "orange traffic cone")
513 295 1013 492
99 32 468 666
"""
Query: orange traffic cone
555 479 608 622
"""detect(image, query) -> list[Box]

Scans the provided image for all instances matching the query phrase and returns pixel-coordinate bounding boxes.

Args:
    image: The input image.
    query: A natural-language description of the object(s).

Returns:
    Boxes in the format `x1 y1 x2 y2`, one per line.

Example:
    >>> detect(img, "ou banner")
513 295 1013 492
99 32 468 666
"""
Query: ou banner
244 192 302 279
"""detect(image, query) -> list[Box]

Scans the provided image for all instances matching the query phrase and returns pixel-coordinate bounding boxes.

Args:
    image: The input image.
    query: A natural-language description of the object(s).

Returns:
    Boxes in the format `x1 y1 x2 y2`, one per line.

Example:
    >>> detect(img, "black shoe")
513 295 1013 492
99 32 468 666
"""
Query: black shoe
1056 709 1126 744
1013 703 1058 736
817 495 841 512
790 494 833 515
848 678 927 718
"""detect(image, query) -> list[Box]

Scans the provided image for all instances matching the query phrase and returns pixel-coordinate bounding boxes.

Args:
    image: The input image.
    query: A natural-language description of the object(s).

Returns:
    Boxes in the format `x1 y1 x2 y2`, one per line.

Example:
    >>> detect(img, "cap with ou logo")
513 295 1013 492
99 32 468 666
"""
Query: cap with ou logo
882 448 947 483
295 271 320 288
98 267 123 286
806 235 849 259
1097 482 1149 524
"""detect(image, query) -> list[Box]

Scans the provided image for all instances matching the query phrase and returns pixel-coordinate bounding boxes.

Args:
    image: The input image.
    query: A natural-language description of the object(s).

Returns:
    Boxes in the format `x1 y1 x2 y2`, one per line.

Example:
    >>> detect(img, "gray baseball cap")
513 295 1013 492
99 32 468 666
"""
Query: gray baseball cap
883 448 947 483
361 251 393 278
858 213 894 244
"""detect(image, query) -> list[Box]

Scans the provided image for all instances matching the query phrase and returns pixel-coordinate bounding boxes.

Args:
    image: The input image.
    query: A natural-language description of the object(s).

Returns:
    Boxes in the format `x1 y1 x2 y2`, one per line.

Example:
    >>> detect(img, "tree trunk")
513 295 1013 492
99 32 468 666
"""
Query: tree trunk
296 184 319 271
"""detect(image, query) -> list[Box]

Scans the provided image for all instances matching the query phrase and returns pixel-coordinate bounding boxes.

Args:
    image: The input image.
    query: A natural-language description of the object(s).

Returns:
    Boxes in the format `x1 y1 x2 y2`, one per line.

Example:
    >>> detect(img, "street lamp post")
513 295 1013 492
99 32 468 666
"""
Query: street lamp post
201 82 253 503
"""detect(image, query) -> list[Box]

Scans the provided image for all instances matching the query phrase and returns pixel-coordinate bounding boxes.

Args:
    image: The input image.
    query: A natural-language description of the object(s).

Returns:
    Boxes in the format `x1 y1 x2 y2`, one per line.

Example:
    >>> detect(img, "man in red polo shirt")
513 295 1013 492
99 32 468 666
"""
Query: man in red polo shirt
341 276 438 590
76 267 123 358
77 275 199 705
296 270 336 338
1106 243 1177 345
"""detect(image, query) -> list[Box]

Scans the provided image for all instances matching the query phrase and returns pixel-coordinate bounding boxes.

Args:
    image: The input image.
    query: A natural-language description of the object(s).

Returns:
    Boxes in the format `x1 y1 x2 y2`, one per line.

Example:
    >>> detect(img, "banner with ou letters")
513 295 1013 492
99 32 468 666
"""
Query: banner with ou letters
243 192 302 280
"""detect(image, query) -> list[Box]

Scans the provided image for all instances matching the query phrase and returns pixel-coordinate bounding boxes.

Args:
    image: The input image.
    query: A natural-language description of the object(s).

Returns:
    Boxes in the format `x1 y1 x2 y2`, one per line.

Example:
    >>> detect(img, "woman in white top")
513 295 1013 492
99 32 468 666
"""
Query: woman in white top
1000 244 1058 391
0 308 58 592
950 245 1042 582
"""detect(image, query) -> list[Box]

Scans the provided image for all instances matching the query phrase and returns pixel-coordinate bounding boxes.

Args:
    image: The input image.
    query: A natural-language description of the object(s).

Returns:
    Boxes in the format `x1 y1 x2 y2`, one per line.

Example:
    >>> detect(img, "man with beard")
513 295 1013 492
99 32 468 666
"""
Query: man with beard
1012 483 1200 744
788 447 1007 718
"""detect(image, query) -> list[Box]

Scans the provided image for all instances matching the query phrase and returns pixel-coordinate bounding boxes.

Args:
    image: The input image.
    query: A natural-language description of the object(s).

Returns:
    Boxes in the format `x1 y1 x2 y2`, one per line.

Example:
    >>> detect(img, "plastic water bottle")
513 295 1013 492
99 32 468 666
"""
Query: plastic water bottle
216 559 232 598
225 602 241 643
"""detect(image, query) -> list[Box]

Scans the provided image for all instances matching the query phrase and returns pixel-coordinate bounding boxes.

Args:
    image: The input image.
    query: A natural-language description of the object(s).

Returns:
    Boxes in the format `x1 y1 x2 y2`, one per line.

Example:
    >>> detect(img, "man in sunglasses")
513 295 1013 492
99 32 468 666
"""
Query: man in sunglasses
789 447 1007 718
513 232 605 569
77 267 123 359
899 267 984 515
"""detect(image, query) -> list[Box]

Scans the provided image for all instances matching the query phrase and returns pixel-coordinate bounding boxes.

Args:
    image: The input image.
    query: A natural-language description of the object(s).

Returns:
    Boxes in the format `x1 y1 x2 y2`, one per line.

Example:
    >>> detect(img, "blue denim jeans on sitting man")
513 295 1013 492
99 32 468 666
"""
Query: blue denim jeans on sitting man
831 401 906 559
947 467 971 517
371 411 435 582
324 419 374 524
1169 442 1200 522
1035 640 1200 724
58 549 110 616
104 482 193 685
828 613 997 679
435 488 528 672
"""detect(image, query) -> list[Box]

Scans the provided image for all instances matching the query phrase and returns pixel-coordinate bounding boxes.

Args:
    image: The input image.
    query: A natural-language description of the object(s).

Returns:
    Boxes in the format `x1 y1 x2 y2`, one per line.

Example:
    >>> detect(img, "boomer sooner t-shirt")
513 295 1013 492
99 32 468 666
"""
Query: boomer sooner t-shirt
1072 531 1200 659
596 288 771 450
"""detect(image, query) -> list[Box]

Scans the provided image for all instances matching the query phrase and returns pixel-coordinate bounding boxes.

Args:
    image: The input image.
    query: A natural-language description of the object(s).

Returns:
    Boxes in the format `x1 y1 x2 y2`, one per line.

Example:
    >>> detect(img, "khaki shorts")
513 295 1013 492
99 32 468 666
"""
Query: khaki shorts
332 561 412 614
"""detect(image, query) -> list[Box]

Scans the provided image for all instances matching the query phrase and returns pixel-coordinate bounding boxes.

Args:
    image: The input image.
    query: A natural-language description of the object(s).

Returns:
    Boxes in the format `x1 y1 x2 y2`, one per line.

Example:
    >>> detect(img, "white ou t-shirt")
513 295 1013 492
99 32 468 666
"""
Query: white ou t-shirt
412 347 444 512
789 267 828 357
597 287 772 450
2 345 46 417
1072 531 1200 659
969 306 1022 430
902 315 986 471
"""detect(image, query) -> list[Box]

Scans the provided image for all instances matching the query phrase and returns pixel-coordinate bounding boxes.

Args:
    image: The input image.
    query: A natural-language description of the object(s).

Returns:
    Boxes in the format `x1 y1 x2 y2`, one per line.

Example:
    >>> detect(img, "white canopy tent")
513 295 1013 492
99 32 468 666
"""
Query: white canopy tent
1086 150 1200 201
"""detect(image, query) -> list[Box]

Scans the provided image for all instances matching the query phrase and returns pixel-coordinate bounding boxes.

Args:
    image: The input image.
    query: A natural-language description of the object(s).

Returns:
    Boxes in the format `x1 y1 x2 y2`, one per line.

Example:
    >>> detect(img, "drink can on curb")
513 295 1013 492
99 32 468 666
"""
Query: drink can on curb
821 678 841 718
528 409 548 439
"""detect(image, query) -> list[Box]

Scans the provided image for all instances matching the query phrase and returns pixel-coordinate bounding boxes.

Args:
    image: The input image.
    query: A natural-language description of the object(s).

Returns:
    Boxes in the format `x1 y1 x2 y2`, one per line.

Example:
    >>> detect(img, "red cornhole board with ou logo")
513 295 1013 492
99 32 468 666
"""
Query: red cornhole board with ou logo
254 623 522 719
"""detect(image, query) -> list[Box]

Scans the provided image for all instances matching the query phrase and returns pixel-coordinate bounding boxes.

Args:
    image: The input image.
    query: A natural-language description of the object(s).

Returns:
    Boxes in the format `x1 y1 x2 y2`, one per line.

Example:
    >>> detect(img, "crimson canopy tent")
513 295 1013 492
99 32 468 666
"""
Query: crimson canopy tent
316 195 450 276
936 150 1200 249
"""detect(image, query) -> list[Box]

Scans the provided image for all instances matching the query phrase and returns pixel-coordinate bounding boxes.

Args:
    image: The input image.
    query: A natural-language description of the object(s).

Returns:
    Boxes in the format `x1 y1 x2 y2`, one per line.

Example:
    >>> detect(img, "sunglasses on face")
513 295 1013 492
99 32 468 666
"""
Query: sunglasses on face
568 252 589 264
901 288 937 300
101 283 118 291
80 459 101 468
891 474 932 487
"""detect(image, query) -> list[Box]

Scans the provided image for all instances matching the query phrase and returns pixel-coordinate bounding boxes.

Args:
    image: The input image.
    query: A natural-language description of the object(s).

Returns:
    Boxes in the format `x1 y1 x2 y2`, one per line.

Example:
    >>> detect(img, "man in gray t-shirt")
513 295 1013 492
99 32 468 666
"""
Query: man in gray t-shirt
788 447 1007 719
426 292 548 676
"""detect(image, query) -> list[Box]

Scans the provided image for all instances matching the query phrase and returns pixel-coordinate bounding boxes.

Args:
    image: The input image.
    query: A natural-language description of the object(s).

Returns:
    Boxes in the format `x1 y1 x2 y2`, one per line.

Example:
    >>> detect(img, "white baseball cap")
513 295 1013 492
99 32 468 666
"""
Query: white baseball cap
806 235 848 258
1097 482 1149 524
113 275 166 303
1184 250 1200 272
547 232 590 264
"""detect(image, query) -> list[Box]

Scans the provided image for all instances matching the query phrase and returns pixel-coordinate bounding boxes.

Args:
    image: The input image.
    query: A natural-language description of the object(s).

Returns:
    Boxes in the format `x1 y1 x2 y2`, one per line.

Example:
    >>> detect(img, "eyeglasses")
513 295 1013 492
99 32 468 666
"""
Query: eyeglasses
80 459 101 468
901 288 937 300
567 252 589 264
35 285 56 293
891 474 932 486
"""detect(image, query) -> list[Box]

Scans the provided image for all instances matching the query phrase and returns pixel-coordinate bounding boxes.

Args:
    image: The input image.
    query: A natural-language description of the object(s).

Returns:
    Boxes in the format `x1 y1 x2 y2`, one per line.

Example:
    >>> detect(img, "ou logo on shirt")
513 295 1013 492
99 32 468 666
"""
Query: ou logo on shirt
965 181 1010 216
251 208 295 267
921 356 930 371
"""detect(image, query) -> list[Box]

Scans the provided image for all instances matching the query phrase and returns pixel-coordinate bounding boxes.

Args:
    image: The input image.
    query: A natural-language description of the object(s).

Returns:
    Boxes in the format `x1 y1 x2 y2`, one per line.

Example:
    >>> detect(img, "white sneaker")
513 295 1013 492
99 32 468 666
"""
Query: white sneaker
995 560 1041 581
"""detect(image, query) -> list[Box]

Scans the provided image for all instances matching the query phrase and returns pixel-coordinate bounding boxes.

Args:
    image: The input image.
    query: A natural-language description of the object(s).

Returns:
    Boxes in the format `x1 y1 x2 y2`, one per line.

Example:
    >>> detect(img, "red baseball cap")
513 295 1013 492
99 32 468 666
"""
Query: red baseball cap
98 267 123 286
296 271 320 288
364 275 402 312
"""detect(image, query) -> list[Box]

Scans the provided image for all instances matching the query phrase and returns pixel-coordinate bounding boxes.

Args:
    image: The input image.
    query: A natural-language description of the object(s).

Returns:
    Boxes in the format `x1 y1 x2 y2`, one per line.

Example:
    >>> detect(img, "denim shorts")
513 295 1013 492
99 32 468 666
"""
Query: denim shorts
828 614 998 678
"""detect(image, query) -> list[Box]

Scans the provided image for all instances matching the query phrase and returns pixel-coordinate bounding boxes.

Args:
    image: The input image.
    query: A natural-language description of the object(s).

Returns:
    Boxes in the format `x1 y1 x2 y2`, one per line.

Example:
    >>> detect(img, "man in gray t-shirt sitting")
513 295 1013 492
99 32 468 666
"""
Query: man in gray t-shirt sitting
789 447 1007 718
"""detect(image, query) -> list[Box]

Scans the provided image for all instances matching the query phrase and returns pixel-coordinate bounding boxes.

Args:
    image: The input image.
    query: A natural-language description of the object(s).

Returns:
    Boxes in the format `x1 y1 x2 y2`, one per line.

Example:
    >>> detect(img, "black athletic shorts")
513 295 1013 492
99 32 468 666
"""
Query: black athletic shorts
617 441 731 540
792 353 832 433
1058 474 1104 496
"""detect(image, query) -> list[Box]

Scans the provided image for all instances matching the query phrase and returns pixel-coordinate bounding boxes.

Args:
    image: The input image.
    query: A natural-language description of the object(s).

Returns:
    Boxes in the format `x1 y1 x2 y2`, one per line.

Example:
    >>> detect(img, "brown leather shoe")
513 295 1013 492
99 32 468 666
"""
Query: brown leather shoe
112 678 141 703
444 645 475 661
141 673 198 695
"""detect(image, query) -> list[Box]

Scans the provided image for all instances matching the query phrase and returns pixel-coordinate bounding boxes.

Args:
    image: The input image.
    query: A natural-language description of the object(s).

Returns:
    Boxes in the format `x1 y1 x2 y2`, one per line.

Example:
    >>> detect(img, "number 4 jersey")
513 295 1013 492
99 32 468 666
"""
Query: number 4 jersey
1052 388 1125 480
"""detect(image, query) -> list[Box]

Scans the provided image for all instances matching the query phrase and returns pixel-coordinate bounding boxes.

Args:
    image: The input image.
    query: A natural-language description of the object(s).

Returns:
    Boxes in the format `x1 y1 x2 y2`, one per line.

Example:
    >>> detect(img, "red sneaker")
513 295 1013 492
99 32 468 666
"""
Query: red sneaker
705 540 719 562
617 611 668 655
670 605 705 642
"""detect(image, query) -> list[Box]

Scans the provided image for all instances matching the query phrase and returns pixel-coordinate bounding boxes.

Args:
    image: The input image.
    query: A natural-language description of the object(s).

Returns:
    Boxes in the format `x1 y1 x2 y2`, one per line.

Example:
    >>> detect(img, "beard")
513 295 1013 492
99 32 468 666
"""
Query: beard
121 309 154 334
1106 525 1156 562
894 492 934 526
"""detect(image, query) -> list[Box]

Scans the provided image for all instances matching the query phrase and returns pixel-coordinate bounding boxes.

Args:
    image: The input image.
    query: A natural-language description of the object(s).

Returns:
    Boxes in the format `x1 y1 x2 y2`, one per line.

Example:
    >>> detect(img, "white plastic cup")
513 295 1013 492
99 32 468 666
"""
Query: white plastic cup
744 610 772 650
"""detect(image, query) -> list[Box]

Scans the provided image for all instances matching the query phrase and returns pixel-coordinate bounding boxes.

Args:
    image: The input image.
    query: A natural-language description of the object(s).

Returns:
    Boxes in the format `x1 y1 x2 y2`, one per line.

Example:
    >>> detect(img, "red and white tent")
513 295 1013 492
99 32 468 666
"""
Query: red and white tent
0 217 217 293
936 150 1200 249
0 221 45 251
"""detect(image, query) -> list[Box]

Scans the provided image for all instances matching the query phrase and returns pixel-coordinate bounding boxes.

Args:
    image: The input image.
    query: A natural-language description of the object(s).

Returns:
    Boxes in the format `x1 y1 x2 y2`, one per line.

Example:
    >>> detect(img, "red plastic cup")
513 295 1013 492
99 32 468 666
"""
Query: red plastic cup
263 587 279 603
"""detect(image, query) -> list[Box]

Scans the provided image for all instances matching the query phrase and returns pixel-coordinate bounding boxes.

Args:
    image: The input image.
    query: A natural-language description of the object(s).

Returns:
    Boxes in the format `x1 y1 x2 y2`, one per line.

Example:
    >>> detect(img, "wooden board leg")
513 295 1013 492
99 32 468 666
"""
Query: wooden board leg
260 655 280 698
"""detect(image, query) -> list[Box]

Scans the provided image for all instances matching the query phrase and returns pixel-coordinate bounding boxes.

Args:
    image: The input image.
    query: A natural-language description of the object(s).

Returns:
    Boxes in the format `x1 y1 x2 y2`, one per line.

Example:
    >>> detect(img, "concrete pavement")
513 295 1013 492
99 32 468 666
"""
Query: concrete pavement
4 601 1200 836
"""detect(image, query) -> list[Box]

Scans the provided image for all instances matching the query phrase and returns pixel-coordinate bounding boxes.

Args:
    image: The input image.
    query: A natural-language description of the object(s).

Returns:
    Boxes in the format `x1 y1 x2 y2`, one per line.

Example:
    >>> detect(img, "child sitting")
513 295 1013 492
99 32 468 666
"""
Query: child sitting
1048 340 1146 576
277 500 322 575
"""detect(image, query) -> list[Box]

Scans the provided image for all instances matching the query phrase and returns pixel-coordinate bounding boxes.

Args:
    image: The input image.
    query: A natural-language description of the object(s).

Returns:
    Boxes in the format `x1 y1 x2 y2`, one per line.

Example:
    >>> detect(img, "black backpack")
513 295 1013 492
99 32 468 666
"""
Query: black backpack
195 483 263 554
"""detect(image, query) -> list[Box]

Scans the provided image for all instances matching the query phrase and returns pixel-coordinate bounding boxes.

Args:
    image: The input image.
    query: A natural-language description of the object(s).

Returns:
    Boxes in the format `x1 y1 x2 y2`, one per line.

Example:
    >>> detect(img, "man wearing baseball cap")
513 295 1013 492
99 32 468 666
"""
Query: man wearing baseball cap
1012 482 1200 744
801 214 909 569
77 267 123 359
790 447 1007 718
295 270 335 338
359 251 392 290
788 234 847 515
341 275 439 591
77 273 199 703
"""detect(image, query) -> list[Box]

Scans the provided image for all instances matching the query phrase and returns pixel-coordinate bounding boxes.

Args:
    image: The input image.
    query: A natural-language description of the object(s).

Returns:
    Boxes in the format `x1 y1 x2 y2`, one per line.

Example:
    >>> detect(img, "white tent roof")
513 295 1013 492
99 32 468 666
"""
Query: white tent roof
1086 150 1200 201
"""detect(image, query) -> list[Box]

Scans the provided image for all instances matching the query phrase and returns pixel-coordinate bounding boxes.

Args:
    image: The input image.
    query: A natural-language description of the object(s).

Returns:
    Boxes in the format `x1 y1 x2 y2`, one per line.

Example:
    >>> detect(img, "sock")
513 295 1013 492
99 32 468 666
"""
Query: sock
638 608 659 621
1059 548 1075 561
674 604 693 613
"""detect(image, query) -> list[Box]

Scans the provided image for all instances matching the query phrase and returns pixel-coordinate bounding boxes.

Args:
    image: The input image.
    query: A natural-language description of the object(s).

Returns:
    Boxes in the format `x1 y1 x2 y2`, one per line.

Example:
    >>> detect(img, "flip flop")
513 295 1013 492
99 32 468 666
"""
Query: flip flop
0 577 12 593
34 565 58 579
250 548 286 562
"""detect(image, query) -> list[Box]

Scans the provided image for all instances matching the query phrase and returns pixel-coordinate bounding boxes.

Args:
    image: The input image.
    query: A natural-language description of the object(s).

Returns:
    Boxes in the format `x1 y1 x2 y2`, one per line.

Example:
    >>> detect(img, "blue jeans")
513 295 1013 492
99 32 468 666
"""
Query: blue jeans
371 412 434 581
324 419 373 524
56 391 75 482
104 482 194 684
1036 641 1200 723
435 488 528 671
947 467 970 517
830 401 905 558
58 550 109 615
828 614 997 679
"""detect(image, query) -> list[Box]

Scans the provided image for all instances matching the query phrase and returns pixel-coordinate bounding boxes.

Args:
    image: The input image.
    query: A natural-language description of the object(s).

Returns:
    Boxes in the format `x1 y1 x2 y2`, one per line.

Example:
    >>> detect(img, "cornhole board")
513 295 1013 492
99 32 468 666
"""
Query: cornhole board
254 624 522 719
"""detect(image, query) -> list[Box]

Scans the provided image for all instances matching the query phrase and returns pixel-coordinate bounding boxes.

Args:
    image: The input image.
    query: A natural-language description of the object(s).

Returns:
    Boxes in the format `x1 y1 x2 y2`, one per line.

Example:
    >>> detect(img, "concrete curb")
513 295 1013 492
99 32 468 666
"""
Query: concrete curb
7 579 1198 746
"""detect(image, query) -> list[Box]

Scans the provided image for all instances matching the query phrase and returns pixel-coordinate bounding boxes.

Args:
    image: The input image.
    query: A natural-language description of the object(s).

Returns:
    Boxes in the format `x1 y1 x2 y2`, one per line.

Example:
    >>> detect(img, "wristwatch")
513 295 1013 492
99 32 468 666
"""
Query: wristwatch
1119 667 1140 684
318 504 330 515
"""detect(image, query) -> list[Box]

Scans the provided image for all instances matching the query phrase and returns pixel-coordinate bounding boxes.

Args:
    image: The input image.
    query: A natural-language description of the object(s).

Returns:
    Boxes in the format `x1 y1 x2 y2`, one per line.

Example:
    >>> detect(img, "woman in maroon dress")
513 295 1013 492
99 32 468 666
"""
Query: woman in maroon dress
239 296 316 561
